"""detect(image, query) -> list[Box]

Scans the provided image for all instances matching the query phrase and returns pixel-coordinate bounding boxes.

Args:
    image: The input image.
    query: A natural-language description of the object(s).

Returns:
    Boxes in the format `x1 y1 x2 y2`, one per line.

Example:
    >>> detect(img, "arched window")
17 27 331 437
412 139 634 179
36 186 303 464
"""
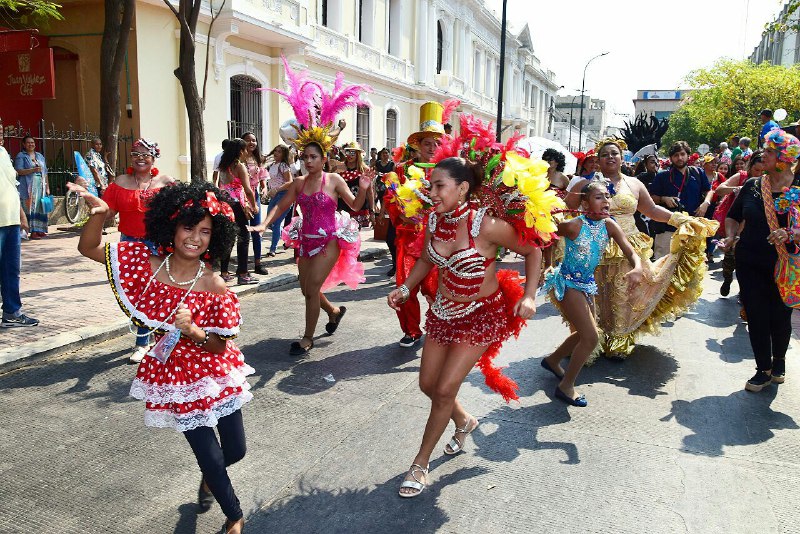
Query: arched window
229 75 263 141
436 21 444 74
386 109 397 149
356 105 370 149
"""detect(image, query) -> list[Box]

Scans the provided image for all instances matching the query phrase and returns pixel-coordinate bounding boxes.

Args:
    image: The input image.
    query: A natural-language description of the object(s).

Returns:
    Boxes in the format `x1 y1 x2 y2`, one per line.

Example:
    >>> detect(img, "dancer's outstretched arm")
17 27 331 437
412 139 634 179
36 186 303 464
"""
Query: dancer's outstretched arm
67 182 108 264
249 179 299 233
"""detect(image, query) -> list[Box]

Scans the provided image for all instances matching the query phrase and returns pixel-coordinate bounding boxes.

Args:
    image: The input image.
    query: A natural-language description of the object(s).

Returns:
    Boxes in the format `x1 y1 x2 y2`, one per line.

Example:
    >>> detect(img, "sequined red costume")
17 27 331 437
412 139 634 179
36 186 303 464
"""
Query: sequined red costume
425 208 526 401
385 161 438 338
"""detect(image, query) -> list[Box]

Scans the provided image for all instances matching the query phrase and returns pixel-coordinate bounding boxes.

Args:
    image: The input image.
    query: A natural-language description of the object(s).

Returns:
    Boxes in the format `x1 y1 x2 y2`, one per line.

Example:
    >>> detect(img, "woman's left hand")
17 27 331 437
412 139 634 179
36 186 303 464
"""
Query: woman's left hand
767 228 790 245
174 305 194 336
624 267 643 289
514 295 537 319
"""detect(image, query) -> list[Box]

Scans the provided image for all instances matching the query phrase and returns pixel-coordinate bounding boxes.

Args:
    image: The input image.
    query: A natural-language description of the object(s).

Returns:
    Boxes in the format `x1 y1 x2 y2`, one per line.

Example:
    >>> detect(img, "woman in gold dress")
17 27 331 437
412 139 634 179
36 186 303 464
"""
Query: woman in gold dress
564 139 716 360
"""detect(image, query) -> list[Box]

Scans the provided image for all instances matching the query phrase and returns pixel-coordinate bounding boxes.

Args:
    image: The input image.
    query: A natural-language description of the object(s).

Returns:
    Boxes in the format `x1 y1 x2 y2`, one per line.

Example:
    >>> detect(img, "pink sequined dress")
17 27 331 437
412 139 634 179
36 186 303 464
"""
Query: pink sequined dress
282 173 366 291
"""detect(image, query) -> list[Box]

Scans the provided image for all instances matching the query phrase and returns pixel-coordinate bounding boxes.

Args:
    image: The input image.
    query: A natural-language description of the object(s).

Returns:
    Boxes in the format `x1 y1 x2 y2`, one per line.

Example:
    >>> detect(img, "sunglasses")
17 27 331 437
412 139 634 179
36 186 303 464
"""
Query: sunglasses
130 151 152 159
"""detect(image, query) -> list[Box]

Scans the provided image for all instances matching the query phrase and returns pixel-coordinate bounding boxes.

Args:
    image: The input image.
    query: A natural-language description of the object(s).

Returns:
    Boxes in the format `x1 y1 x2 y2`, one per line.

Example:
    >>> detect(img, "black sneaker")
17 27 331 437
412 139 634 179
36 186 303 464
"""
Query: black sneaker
745 371 773 392
1 312 39 328
399 334 420 348
772 359 786 384
720 276 732 297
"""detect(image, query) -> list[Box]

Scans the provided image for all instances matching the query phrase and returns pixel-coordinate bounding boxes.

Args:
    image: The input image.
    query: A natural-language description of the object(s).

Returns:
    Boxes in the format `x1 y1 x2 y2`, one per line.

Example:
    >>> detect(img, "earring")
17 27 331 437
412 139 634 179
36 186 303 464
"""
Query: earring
202 250 211 261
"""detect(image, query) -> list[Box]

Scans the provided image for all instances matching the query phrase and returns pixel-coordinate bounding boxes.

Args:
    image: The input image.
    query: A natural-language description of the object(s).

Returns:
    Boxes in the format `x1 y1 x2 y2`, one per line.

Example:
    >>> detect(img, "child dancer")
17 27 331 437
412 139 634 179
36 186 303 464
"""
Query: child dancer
540 180 643 406
69 181 250 534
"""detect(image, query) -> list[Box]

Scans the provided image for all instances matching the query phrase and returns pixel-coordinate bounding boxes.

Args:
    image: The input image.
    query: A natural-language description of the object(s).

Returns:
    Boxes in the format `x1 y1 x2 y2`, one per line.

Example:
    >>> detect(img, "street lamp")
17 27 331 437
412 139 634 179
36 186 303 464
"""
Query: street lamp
495 0 508 141
568 94 580 151
577 51 608 151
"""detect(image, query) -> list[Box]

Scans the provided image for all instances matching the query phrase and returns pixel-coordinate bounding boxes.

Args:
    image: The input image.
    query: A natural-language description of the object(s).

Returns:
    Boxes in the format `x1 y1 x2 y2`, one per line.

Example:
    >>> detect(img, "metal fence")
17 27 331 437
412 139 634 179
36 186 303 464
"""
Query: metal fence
2 120 135 196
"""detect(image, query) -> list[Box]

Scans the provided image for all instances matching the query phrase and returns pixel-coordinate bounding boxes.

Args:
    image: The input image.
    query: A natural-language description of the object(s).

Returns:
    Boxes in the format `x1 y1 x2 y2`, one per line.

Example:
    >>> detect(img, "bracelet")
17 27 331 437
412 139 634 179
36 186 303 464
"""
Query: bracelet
398 284 410 301
194 329 209 346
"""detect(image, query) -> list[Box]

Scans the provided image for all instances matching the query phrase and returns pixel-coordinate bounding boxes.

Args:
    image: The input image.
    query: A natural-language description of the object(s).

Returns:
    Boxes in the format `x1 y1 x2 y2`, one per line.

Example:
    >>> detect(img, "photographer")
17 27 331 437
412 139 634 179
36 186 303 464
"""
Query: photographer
649 141 711 259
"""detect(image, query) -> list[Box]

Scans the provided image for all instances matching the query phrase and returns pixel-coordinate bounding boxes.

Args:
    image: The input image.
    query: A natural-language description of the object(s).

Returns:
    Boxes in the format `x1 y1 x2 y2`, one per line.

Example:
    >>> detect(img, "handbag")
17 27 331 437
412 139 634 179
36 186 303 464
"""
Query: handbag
40 194 54 214
761 176 800 308
373 215 389 241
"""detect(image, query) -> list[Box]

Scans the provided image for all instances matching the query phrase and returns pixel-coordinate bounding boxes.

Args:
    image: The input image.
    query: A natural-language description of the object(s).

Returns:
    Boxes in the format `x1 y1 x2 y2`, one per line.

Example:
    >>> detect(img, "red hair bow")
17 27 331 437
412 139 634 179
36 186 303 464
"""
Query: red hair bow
173 191 236 222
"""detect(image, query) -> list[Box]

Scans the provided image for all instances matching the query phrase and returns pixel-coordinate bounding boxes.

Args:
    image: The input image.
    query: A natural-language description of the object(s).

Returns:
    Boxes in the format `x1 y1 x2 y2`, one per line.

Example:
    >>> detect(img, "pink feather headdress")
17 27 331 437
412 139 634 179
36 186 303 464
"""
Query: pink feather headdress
262 56 373 152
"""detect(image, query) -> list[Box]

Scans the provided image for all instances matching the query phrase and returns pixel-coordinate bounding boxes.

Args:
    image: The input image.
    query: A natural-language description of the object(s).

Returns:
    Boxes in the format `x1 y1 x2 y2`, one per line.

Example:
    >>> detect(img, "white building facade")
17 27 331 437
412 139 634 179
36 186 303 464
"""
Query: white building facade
203 0 560 169
750 2 800 66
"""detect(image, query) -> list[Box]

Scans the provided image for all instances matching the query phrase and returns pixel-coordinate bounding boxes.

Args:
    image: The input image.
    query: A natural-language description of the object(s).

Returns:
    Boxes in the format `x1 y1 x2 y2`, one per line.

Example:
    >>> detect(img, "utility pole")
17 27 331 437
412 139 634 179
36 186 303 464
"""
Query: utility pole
495 0 508 141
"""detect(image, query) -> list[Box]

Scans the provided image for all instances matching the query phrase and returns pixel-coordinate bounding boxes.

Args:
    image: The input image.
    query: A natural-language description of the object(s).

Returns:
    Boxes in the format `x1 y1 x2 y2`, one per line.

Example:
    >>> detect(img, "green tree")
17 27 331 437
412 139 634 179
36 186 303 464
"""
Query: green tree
662 59 800 150
0 1 62 26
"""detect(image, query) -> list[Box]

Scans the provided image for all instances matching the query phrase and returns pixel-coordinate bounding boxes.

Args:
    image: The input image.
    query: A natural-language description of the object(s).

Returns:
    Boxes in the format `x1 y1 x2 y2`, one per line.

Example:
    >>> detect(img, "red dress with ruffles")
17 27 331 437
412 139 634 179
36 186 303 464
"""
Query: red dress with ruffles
105 241 254 432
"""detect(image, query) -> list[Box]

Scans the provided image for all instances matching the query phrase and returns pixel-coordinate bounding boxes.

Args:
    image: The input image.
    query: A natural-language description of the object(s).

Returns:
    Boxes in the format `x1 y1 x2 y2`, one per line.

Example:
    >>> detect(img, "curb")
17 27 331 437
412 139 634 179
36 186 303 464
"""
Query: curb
0 247 388 372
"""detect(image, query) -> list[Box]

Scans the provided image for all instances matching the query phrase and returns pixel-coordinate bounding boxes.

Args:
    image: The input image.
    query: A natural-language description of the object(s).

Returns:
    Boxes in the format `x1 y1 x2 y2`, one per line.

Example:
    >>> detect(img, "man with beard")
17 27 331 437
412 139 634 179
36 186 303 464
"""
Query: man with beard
649 141 711 259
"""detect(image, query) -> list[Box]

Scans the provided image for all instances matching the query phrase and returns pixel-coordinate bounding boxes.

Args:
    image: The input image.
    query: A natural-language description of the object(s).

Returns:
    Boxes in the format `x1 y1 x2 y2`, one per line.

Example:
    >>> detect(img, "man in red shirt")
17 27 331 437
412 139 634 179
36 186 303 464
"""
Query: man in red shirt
385 102 443 347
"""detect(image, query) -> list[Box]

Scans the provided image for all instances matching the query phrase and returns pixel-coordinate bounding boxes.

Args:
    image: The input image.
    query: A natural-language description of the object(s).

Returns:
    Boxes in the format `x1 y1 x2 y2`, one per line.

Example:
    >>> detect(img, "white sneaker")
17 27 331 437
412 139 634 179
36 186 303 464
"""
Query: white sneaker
128 346 148 364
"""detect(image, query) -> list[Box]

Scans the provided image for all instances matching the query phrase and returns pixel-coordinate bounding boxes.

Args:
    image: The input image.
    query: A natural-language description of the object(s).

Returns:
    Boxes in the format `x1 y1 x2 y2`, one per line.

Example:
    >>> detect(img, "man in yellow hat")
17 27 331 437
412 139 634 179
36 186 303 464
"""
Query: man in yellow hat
387 102 444 347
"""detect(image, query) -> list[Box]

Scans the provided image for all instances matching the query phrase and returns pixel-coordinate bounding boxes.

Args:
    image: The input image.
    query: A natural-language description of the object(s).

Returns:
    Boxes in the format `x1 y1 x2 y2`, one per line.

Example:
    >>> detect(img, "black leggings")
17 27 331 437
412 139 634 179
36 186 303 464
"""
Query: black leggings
220 202 250 275
736 258 793 371
183 409 246 521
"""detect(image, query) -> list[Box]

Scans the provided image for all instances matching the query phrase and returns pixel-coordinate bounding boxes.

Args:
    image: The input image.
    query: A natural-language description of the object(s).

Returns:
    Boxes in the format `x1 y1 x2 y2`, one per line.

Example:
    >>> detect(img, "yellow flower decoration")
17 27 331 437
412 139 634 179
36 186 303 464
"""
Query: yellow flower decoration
407 165 425 180
295 126 334 153
502 152 549 188
396 178 429 219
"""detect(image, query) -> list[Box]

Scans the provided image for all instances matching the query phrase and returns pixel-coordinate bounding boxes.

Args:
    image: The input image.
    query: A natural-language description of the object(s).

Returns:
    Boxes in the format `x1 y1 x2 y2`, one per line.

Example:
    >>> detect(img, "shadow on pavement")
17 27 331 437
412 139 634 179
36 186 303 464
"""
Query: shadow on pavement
581 345 678 399
0 347 134 406
274 342 419 395
706 322 750 363
473 401 578 465
661 387 798 456
239 467 487 534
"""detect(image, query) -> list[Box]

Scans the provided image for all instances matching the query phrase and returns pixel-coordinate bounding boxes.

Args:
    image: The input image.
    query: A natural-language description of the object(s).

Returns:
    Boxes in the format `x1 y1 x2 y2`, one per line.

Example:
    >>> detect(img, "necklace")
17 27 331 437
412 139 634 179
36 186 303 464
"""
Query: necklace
135 174 152 192
432 202 470 242
127 256 204 338
164 253 205 286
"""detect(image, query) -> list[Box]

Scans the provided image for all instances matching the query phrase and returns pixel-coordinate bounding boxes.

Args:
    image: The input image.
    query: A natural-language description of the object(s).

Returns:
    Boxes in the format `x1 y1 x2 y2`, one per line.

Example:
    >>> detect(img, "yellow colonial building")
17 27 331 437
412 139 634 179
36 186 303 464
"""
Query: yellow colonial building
33 0 559 180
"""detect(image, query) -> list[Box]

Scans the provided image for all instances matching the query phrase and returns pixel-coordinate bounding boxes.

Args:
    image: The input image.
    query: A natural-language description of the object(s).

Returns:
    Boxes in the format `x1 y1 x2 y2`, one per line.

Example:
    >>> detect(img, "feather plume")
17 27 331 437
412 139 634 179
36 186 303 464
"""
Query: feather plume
262 56 321 129
318 72 373 127
441 99 460 125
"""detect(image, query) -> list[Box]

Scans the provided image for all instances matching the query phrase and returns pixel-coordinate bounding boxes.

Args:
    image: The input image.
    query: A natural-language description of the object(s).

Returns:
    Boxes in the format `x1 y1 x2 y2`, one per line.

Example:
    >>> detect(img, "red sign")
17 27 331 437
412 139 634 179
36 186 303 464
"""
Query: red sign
0 47 55 100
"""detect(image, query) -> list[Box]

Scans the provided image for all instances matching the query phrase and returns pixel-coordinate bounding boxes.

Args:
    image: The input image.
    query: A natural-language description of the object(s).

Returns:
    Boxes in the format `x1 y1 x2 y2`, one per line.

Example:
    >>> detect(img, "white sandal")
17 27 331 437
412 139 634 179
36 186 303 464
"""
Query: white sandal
398 464 429 498
444 416 479 455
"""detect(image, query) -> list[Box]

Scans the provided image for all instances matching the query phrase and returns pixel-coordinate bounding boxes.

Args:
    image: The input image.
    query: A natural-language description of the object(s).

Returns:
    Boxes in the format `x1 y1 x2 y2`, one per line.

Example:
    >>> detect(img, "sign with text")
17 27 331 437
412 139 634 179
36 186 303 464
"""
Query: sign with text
642 90 682 100
0 48 55 99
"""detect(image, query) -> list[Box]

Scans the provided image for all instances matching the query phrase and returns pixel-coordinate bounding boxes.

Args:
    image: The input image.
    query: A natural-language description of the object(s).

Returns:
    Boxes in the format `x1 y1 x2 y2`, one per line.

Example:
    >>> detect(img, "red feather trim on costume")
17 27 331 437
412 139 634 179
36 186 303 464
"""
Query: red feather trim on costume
475 269 527 402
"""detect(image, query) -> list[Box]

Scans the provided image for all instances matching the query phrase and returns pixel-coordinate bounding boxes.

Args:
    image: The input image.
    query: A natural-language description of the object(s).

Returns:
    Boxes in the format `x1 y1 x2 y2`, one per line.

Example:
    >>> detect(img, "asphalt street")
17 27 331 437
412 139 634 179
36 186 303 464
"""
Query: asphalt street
0 255 798 534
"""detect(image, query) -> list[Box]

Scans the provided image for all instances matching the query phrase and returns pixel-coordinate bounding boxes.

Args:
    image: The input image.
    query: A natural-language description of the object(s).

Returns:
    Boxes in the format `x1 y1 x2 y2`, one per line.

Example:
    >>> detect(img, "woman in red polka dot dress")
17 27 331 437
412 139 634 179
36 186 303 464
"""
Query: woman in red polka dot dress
67 180 250 534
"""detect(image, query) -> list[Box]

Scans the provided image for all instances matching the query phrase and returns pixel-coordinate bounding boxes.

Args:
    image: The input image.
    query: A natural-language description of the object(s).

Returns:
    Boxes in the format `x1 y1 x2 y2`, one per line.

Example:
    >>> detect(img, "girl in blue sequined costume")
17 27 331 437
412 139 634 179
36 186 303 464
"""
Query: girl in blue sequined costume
541 181 643 406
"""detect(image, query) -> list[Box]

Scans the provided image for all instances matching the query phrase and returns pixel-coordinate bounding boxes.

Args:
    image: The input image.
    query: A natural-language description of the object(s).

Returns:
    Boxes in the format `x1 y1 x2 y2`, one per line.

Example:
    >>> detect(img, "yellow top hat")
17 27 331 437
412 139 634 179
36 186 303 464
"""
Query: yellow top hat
407 101 445 147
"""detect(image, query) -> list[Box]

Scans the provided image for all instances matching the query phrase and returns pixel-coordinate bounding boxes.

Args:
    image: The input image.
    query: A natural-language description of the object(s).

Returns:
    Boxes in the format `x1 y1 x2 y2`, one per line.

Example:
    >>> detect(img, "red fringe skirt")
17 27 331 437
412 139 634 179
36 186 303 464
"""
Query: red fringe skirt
424 269 527 402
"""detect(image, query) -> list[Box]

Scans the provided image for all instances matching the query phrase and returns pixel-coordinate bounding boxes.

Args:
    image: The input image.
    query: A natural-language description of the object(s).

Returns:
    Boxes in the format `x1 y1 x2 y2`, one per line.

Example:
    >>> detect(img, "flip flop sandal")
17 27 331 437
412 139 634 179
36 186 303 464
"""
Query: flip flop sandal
398 464 429 498
325 306 347 334
444 416 479 455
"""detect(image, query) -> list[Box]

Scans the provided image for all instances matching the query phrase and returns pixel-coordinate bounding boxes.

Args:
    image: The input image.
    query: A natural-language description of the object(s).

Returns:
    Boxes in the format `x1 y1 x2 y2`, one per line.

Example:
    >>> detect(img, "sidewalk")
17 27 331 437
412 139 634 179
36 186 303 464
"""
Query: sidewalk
0 224 388 368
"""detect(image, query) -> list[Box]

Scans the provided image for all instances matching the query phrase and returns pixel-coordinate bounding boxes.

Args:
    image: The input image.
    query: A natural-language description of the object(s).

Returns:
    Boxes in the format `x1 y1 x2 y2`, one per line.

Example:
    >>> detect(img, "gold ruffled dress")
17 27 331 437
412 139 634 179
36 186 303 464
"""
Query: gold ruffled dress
591 177 716 360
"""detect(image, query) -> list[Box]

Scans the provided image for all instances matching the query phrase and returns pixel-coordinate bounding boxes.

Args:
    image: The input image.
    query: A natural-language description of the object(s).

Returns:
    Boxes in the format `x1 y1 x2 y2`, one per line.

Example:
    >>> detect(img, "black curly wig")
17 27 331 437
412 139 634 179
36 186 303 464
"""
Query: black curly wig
541 148 566 172
144 182 238 262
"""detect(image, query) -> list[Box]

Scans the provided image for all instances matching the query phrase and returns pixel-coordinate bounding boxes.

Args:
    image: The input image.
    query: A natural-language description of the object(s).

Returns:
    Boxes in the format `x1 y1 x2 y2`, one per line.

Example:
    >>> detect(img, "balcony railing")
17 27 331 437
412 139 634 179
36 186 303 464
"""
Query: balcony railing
314 26 415 83
232 0 309 37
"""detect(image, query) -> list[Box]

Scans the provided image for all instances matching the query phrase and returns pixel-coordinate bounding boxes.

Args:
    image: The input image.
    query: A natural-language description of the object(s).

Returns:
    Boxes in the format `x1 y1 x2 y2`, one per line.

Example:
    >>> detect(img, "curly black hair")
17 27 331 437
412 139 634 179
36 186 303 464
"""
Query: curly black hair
542 148 566 172
144 182 238 262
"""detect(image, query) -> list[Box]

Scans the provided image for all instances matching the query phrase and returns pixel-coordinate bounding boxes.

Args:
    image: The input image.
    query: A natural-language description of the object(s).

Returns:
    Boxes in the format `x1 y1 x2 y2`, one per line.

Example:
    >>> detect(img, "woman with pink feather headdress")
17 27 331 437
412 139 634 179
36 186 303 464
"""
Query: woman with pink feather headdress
251 57 376 355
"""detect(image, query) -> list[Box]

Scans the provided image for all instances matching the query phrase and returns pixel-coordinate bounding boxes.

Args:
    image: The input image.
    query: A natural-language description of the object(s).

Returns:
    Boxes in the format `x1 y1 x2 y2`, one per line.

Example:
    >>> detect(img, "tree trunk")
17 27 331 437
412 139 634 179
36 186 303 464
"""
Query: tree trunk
168 0 207 183
99 0 134 172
